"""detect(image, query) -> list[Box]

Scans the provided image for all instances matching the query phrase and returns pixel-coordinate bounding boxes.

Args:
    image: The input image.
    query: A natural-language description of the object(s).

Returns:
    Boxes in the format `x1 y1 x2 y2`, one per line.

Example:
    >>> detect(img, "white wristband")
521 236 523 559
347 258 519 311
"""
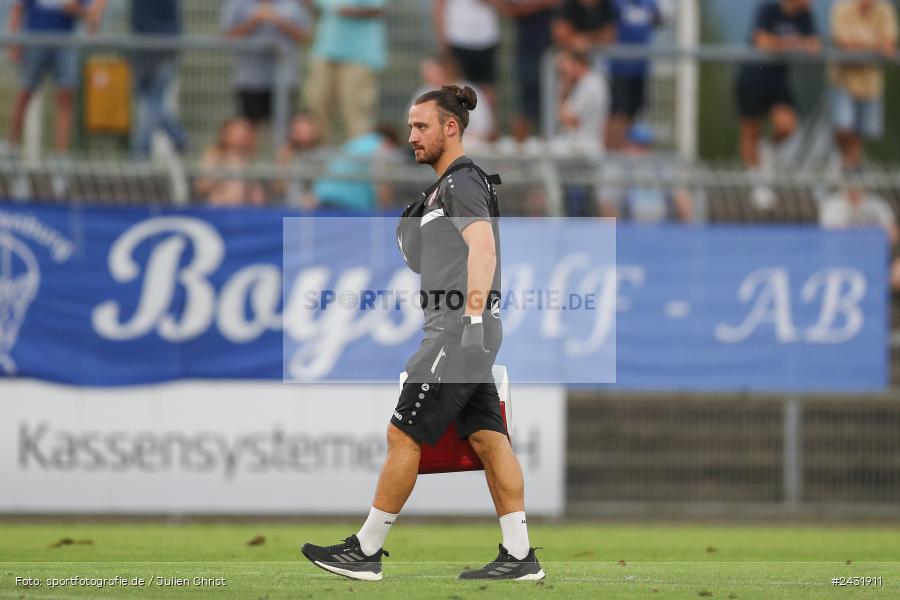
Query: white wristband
467 315 483 325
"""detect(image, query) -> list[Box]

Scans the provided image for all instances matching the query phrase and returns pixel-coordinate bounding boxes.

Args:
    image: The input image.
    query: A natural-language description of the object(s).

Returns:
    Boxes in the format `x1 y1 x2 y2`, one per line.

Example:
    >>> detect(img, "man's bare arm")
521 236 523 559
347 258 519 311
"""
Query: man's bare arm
338 6 386 19
272 14 312 43
754 30 818 52
226 12 263 38
461 221 496 316
496 0 558 18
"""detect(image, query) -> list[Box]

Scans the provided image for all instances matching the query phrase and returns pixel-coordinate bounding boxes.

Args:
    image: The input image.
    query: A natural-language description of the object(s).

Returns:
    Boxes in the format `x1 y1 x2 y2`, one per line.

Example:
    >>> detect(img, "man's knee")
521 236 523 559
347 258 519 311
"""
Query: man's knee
387 423 421 453
468 429 509 458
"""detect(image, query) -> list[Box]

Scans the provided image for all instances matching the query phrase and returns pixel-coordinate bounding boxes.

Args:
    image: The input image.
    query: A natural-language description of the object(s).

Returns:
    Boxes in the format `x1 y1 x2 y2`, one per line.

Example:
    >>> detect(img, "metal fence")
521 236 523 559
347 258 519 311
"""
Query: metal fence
0 1 803 162
0 35 897 166
0 31 296 157
4 152 900 219
1 4 898 161
0 0 493 156
567 392 900 517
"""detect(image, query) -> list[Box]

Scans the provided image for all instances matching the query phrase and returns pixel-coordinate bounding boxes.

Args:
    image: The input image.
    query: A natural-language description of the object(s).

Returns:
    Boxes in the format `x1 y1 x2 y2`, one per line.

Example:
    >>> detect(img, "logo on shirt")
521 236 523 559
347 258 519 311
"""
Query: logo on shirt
490 297 501 319
425 189 439 208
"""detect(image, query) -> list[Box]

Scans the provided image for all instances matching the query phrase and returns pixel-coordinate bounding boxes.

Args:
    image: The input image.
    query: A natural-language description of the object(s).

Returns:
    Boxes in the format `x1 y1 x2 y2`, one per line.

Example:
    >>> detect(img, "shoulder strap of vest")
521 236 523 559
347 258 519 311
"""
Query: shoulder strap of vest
459 161 502 187
419 159 502 218
437 160 502 190
420 160 472 197
463 163 502 219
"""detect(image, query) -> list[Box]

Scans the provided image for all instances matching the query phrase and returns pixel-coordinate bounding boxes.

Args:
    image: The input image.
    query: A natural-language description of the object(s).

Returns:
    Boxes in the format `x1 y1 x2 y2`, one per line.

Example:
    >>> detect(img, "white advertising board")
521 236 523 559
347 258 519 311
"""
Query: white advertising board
0 380 565 515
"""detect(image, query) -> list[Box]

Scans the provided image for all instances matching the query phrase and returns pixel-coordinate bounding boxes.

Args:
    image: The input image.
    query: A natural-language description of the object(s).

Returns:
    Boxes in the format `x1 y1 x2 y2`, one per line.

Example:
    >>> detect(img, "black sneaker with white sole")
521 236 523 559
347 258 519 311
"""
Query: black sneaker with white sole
459 544 545 581
301 534 388 581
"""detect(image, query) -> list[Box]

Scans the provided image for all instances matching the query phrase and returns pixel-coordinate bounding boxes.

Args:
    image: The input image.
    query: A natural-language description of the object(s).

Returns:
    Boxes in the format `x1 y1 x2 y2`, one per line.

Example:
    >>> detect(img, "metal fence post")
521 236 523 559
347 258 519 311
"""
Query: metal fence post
783 396 803 507
540 48 556 142
676 0 699 161
272 45 292 155
23 89 45 163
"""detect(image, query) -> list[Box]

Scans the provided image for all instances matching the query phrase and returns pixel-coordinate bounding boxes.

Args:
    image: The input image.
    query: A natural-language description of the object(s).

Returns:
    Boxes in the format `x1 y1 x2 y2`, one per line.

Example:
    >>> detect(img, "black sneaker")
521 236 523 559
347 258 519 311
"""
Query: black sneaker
301 534 388 581
459 544 545 581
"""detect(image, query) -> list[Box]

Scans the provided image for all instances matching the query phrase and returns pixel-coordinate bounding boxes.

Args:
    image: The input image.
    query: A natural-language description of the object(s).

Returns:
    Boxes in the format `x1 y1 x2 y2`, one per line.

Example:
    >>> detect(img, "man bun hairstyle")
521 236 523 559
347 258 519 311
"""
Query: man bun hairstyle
453 85 477 111
414 84 478 135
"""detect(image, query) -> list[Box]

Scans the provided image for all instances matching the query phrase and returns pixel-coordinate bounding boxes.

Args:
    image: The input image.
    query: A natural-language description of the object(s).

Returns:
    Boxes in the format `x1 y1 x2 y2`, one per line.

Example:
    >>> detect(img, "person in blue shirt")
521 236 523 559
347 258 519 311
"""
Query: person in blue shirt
8 0 106 157
606 0 661 151
130 0 189 158
305 0 387 143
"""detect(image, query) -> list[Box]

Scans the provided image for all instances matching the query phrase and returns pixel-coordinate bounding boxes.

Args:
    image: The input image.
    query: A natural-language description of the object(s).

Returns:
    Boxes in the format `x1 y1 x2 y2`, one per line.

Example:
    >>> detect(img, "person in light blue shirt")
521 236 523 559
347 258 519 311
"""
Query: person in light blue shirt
305 0 387 143
313 125 401 211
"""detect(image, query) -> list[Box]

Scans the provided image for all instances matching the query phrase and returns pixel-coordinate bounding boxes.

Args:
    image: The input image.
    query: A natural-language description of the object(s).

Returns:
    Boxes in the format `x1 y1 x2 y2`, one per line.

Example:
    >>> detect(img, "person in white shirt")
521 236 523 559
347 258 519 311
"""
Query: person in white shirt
820 182 900 291
434 0 501 109
820 185 896 238
552 48 608 156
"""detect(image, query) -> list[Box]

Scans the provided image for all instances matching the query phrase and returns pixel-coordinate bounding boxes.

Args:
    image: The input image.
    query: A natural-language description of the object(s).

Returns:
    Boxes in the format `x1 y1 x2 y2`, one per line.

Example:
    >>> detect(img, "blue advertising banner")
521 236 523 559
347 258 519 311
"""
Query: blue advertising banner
0 203 887 392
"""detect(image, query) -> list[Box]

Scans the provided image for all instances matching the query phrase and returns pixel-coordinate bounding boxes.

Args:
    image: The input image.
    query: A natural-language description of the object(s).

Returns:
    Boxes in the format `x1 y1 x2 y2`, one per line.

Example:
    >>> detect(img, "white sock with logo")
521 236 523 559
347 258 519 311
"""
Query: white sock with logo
499 511 530 560
356 506 398 556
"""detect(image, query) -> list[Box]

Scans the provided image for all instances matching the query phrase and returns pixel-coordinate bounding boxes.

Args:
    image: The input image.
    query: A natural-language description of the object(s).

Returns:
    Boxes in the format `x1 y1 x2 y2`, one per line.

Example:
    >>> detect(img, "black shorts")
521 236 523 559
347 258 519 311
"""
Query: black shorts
237 88 297 124
449 45 497 85
735 73 795 119
610 74 647 118
391 338 507 446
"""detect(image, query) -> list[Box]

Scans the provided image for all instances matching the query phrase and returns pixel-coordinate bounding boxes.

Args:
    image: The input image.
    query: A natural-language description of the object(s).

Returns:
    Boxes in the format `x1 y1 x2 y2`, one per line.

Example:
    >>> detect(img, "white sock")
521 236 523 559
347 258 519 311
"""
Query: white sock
356 506 398 556
499 511 530 560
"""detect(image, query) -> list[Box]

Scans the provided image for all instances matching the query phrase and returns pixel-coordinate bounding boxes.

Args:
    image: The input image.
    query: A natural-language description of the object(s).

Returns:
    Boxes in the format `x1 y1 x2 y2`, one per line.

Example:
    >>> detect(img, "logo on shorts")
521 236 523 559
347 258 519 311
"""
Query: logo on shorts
393 410 402 421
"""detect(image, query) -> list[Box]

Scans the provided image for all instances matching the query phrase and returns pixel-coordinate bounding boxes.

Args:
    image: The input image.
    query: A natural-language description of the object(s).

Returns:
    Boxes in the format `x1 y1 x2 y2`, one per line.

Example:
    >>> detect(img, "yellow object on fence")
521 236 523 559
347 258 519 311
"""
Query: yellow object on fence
84 57 131 135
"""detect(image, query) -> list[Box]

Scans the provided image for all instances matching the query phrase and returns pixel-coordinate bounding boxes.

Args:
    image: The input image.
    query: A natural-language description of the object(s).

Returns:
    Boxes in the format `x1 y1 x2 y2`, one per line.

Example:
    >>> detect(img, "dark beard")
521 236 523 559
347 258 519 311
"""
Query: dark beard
415 135 446 165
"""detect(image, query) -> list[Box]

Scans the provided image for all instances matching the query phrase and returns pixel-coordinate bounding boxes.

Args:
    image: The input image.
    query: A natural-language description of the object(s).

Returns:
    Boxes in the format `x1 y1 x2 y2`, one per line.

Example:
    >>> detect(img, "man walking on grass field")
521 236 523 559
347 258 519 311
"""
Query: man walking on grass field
301 84 544 582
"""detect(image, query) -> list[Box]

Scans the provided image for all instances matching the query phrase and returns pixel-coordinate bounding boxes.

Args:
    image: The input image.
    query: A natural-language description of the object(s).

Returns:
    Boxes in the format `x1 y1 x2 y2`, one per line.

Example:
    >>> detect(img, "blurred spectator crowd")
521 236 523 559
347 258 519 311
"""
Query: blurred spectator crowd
1 0 898 235
736 0 897 209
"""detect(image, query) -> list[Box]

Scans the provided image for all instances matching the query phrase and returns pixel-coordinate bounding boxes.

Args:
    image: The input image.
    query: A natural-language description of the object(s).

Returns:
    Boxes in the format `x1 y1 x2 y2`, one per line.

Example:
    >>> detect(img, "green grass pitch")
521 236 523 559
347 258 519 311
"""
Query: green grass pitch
1 521 898 599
